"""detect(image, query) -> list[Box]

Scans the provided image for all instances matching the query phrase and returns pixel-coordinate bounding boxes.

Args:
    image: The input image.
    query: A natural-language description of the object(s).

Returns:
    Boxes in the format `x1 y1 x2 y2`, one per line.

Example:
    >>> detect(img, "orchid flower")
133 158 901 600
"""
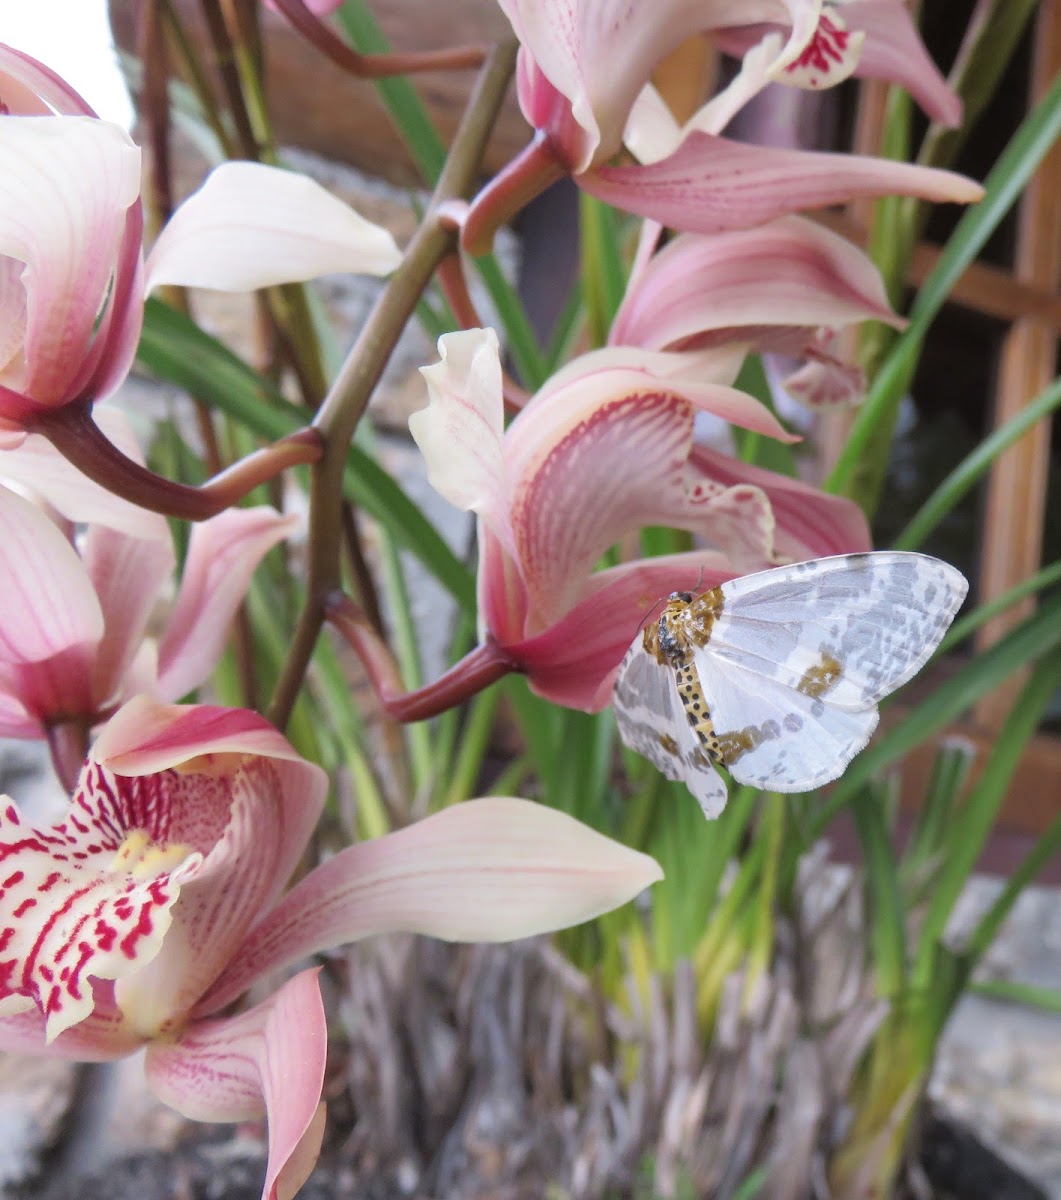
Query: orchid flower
0 695 661 1199
462 0 979 253
0 44 400 450
408 329 869 710
610 214 904 407
0 408 293 781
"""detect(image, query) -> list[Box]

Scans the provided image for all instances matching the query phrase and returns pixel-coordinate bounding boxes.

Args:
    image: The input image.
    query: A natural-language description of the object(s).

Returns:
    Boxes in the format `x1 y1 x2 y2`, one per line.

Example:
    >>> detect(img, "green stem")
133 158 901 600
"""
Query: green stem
267 43 518 731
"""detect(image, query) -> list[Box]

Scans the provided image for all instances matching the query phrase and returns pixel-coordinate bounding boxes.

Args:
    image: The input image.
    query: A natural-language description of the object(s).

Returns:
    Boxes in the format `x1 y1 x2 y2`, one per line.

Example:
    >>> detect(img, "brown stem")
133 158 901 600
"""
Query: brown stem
35 403 321 521
199 0 260 157
138 1 175 225
267 42 519 731
462 135 568 255
271 0 487 77
47 721 89 795
341 504 386 636
327 593 518 721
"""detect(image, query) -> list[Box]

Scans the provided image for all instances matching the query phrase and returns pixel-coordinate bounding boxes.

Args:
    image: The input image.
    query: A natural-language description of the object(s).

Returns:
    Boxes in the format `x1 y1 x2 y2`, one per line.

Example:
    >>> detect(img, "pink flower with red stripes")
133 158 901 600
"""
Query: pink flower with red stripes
0 696 661 1199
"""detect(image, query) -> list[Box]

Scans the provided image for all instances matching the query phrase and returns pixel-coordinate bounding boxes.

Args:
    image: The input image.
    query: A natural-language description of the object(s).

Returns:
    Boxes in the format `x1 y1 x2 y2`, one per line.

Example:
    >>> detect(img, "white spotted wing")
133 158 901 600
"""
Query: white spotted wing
613 552 967 812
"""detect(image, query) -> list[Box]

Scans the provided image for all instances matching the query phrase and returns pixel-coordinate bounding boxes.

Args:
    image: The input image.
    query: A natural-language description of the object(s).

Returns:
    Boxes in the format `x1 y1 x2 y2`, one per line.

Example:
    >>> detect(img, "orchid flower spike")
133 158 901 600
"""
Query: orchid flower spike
409 329 870 710
0 695 661 1200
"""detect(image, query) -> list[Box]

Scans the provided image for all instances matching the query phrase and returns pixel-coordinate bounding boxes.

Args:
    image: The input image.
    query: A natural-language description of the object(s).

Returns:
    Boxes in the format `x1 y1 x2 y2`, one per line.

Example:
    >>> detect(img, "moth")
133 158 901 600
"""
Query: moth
612 552 968 817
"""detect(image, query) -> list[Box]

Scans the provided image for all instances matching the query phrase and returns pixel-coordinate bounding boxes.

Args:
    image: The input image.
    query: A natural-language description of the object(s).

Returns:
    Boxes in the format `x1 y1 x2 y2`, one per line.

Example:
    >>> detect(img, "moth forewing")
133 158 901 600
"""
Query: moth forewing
705 552 968 711
613 642 729 818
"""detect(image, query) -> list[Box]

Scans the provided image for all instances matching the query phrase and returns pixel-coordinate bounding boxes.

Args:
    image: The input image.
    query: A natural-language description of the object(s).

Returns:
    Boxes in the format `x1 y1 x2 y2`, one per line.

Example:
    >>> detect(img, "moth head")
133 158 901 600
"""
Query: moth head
668 590 694 603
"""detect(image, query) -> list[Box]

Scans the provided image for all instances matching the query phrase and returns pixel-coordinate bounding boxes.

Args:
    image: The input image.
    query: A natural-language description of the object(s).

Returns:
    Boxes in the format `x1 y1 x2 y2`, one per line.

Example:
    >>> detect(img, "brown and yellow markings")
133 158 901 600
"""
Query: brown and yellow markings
714 720 782 765
644 585 726 665
658 733 679 756
796 652 844 699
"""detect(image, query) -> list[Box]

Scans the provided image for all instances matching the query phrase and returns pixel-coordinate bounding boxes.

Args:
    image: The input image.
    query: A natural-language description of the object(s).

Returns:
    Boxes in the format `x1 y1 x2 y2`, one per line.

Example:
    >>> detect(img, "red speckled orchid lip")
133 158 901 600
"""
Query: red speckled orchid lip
0 761 204 1043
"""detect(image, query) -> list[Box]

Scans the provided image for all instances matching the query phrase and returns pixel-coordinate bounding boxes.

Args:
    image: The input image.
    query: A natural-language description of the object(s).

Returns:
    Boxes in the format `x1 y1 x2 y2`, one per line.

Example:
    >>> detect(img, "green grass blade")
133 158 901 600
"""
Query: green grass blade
852 784 907 995
962 810 1061 974
936 558 1061 656
911 645 1061 992
333 0 447 183
137 298 474 609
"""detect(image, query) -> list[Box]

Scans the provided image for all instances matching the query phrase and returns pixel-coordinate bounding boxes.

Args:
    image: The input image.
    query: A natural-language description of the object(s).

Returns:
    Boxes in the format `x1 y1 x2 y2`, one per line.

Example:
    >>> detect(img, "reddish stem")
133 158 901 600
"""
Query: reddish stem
462 135 567 255
327 593 519 721
272 0 487 77
47 720 89 795
34 402 322 521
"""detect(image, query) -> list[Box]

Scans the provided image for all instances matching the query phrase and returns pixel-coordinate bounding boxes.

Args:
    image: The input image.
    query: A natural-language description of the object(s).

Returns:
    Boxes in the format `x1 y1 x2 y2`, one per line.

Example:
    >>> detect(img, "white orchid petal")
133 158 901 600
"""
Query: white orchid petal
145 161 402 293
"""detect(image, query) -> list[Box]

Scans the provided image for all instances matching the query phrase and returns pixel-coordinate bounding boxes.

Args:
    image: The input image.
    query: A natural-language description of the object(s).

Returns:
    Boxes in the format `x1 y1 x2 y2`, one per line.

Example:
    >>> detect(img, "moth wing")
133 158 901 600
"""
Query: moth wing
694 647 879 792
613 643 729 818
706 552 967 710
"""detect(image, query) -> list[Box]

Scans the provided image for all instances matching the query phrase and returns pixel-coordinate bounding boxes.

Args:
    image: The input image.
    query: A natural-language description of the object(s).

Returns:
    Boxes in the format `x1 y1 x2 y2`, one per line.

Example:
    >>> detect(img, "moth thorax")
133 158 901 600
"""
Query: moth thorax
656 615 686 664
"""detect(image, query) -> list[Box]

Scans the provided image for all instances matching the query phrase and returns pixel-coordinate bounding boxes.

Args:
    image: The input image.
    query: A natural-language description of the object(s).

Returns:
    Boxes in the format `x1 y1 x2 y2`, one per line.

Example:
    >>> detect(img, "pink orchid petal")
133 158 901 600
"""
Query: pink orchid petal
0 688 37 739
92 695 321 778
690 443 871 558
609 215 900 351
90 698 327 1028
840 0 962 127
0 117 141 410
0 408 165 539
582 131 983 234
776 330 867 407
476 524 530 647
512 551 733 709
0 44 96 116
145 161 402 293
0 485 103 664
199 799 662 1014
81 524 175 712
500 0 821 170
0 763 207 1041
503 367 794 628
156 507 297 702
411 329 512 547
145 969 327 1200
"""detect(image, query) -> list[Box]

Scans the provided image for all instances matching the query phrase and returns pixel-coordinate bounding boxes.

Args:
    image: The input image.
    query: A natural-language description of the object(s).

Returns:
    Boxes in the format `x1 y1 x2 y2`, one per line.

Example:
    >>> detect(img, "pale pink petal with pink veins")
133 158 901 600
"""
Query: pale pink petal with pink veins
583 132 982 234
0 118 140 413
198 799 662 1015
146 969 327 1200
0 485 103 664
156 507 297 703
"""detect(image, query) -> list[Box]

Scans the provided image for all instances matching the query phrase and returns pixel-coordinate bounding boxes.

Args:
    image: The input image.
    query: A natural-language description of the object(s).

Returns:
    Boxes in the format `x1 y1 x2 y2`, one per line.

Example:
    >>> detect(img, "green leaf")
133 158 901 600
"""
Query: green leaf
136 298 474 610
911 644 1061 992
